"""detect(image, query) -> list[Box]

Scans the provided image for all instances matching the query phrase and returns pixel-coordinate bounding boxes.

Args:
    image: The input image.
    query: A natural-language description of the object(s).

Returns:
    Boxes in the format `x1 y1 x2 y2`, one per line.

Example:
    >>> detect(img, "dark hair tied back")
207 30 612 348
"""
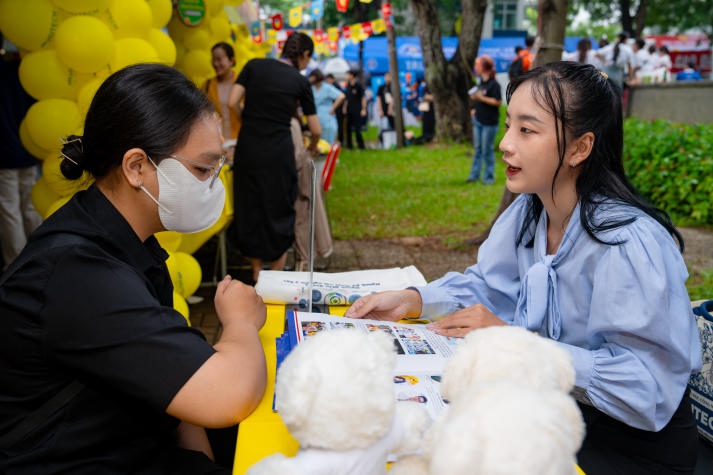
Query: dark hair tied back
60 135 85 180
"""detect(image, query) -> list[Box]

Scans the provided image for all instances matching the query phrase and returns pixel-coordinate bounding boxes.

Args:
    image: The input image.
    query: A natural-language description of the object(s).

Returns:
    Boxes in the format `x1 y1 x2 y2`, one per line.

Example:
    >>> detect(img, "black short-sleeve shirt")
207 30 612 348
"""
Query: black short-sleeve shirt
0 185 217 473
472 76 502 126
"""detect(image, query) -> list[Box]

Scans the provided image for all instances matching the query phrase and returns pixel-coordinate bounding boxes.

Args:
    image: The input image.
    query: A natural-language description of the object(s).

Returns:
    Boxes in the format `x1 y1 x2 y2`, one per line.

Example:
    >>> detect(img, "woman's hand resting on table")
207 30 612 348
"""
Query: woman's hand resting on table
344 289 423 321
214 275 266 331
426 303 506 338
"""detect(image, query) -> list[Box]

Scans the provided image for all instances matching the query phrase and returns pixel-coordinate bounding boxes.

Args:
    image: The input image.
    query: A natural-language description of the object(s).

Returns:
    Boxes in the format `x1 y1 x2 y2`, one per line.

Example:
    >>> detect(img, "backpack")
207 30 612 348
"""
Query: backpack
508 56 524 81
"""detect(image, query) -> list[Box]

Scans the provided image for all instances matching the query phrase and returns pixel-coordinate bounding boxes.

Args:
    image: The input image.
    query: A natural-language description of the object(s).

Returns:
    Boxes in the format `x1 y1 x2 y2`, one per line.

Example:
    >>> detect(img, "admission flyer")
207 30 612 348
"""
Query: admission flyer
286 311 462 420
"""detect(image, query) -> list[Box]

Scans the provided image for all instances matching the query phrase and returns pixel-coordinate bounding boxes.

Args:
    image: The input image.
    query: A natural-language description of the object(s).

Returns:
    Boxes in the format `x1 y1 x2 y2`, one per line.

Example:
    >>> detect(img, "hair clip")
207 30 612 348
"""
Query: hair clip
60 152 79 166
61 136 84 151
599 71 608 79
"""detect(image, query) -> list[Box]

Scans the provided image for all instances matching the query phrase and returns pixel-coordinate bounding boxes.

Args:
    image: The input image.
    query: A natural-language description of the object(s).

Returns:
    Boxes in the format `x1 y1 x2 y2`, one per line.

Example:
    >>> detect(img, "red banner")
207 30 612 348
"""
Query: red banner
382 2 392 29
362 21 373 35
342 25 351 39
271 13 283 31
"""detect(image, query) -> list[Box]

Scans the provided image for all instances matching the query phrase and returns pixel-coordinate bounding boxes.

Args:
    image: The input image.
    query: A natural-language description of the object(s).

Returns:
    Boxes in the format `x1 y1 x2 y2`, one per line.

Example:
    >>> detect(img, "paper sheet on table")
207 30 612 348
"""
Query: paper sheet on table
255 266 427 307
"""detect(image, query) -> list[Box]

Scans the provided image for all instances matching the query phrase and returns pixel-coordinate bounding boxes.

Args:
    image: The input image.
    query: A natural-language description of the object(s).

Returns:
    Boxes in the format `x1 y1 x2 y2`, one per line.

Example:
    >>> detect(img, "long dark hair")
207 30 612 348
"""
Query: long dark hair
280 32 314 69
60 63 215 180
506 61 683 251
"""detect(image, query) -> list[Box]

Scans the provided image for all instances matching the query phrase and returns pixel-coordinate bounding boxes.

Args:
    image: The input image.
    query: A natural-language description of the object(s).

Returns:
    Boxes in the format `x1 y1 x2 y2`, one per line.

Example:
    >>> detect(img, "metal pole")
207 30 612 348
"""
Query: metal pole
307 160 316 313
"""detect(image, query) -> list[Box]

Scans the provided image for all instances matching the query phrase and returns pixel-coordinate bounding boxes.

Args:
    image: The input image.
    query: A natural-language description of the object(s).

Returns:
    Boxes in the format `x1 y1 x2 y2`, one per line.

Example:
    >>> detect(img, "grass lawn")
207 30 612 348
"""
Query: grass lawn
327 138 507 245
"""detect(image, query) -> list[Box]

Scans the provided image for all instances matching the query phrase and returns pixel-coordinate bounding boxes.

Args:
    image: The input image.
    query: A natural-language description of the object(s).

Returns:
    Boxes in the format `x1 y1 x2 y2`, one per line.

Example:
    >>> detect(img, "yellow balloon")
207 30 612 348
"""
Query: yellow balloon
42 153 85 197
156 231 183 252
147 28 177 66
146 0 172 28
166 14 188 43
25 99 82 151
106 0 153 38
204 0 225 16
19 118 51 160
51 0 109 14
31 176 61 218
0 0 59 51
109 38 159 73
181 49 213 80
44 195 73 219
209 16 232 44
76 77 104 118
55 15 114 74
182 26 212 51
172 291 191 325
167 251 203 298
19 49 92 101
224 0 244 5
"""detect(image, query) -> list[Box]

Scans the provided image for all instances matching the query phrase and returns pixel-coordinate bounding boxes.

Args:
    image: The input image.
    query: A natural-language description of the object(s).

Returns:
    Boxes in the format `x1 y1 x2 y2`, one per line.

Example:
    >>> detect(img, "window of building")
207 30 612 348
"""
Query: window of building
493 0 518 30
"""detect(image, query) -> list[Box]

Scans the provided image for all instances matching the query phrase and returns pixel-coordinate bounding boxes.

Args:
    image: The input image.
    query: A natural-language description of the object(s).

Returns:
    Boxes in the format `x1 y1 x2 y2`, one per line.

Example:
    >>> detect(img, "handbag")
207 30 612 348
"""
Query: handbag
688 300 713 445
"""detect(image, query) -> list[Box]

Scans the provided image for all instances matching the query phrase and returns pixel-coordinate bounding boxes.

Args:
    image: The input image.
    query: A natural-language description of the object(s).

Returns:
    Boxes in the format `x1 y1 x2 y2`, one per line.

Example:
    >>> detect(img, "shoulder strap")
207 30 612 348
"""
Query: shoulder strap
0 233 89 450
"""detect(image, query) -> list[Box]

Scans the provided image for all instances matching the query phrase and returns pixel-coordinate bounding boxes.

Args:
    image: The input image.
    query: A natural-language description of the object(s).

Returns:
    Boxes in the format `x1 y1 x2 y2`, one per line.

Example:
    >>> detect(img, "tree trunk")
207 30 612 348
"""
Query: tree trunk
469 0 568 246
632 0 648 38
410 0 488 142
536 0 568 67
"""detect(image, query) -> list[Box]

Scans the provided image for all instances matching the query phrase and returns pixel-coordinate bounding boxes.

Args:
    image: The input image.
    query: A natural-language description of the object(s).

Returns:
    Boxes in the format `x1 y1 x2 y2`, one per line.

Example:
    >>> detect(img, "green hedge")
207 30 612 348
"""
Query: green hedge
624 118 713 226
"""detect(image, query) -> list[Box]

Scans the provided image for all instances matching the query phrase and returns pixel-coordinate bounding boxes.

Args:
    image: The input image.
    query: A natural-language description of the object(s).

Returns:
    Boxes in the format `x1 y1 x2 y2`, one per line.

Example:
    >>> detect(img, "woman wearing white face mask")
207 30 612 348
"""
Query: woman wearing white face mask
0 63 266 474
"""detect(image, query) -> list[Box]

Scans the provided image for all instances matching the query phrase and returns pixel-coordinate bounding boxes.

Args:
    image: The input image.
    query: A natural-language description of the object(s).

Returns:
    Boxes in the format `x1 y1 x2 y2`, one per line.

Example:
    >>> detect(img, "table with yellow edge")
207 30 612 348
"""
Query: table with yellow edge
232 303 348 474
232 303 586 475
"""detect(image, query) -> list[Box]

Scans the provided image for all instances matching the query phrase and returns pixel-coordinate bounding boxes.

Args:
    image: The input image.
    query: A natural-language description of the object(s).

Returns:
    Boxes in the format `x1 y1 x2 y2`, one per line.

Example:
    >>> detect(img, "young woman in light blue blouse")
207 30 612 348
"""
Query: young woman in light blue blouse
308 68 346 146
346 61 702 474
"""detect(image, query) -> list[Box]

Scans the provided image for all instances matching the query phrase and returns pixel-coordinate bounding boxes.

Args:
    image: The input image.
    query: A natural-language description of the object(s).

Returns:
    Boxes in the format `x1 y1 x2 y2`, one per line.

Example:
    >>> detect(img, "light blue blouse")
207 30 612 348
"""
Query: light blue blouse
312 83 343 145
417 194 702 431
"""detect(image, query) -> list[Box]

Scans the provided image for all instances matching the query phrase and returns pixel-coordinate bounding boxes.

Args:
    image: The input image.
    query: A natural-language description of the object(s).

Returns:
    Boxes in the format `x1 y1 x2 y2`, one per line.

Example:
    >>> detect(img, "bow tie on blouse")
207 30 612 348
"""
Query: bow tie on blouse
514 209 582 340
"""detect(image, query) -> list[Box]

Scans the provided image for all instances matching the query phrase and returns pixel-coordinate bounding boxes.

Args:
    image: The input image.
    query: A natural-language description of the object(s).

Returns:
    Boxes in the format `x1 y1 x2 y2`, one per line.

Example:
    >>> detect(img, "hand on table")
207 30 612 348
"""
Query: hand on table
214 275 266 331
344 289 422 321
426 303 506 338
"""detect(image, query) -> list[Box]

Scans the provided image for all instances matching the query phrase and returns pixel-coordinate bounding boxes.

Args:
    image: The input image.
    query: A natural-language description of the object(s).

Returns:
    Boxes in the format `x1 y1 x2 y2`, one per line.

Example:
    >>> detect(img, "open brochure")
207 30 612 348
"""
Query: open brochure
256 266 427 306
281 311 462 421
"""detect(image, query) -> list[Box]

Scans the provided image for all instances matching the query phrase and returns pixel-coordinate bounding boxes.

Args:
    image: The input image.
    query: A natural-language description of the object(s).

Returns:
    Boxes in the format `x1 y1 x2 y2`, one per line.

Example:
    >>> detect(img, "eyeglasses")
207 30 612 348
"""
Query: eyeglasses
165 153 226 189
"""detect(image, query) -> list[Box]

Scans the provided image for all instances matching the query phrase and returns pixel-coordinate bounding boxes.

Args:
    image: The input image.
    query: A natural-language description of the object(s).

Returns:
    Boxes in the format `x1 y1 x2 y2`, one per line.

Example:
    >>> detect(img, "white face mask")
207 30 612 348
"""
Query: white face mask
141 156 226 234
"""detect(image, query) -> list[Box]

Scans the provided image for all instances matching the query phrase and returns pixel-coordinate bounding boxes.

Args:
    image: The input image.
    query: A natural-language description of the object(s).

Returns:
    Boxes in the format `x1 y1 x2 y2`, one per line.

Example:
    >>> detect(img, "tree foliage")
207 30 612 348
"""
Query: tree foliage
572 0 713 38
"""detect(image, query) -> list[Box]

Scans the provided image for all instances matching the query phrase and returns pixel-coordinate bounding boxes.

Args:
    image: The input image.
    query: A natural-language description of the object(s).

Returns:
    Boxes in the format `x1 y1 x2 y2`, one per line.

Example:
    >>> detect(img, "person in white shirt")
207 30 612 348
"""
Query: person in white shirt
596 32 634 90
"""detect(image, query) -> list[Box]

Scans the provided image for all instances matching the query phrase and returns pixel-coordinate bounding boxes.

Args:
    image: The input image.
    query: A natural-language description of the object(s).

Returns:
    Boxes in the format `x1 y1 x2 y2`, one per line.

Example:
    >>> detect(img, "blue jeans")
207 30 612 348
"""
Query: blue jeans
468 118 498 183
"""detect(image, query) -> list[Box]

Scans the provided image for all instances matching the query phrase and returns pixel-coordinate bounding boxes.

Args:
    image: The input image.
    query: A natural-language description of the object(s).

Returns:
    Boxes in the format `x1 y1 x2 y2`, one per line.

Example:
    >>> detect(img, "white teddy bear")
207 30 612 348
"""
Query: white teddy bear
247 329 430 475
390 325 585 475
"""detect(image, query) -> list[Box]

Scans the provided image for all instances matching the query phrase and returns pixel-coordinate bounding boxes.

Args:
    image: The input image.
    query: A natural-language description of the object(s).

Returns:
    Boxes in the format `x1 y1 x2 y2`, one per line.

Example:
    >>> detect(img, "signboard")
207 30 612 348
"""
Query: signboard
176 0 206 27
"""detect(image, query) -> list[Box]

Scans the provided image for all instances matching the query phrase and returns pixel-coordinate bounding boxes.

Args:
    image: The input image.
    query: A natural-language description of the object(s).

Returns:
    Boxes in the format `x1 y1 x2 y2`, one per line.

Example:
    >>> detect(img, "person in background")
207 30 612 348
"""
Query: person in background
346 62 701 474
343 69 366 150
631 37 651 82
228 32 320 283
597 32 634 90
376 72 395 133
0 63 267 473
308 68 346 146
0 40 42 270
417 82 436 144
651 45 673 82
467 55 502 185
202 42 241 163
676 61 703 81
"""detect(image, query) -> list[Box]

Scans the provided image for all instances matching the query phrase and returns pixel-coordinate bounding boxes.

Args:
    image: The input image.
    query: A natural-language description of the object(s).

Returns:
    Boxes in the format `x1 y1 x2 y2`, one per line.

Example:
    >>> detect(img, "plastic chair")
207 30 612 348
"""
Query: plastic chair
321 142 340 192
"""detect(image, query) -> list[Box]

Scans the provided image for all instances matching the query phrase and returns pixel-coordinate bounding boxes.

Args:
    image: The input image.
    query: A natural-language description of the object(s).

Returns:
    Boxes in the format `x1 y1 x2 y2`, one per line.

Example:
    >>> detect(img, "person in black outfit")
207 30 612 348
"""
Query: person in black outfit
376 72 395 131
467 55 502 184
0 63 268 474
228 32 321 282
343 69 366 150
